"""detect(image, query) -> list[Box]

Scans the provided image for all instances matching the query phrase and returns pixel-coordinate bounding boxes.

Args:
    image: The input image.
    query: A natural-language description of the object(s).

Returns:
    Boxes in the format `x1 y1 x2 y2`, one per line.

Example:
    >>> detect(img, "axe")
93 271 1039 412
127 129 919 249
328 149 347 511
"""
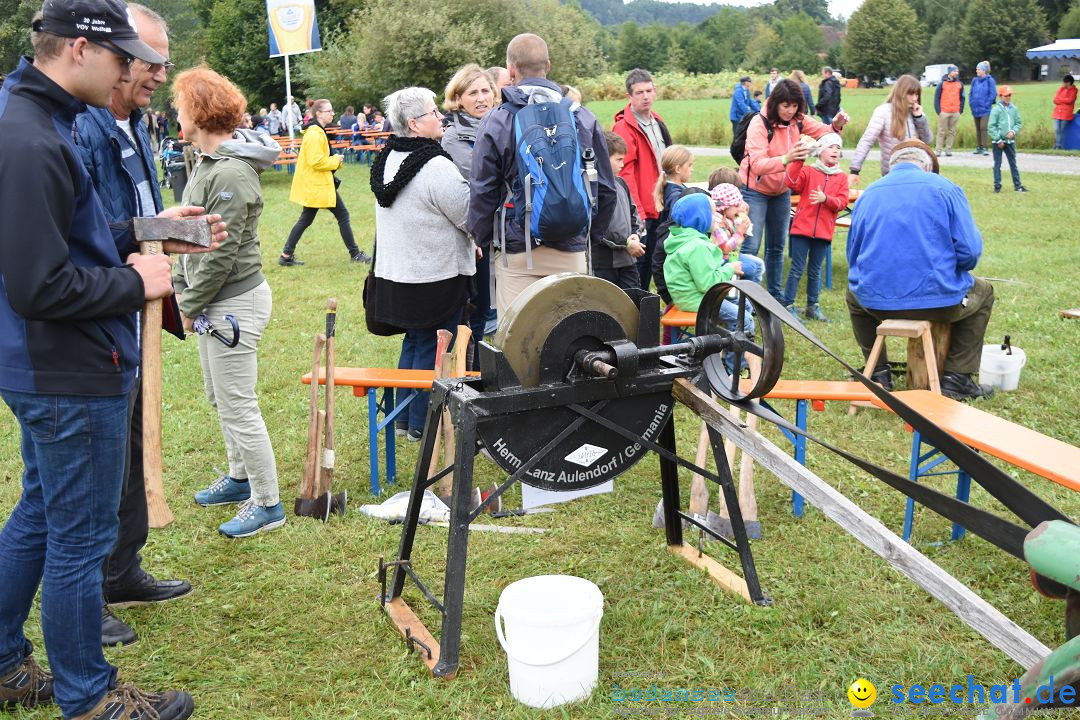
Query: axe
132 217 212 529
319 299 347 517
295 333 330 521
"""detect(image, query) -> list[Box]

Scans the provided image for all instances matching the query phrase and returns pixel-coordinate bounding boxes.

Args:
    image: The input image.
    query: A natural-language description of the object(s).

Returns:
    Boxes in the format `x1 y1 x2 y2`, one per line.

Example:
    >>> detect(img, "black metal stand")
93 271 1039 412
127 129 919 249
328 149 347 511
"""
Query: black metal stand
381 359 769 678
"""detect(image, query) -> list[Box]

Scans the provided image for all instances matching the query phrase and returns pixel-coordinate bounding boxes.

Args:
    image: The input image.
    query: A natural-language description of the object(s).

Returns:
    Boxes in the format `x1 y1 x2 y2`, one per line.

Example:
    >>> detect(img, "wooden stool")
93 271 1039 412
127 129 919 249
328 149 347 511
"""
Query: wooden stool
851 320 948 412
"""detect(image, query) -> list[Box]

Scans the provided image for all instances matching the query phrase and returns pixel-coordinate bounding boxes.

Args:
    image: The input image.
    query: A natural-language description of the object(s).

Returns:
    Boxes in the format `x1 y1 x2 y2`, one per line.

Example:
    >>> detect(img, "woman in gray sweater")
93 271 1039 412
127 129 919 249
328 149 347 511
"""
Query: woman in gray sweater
370 86 475 439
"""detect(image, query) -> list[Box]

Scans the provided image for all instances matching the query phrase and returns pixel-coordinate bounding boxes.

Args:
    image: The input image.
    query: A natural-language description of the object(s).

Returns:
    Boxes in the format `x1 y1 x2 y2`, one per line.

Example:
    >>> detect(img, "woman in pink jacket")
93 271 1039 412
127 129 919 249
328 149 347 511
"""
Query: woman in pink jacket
739 79 848 300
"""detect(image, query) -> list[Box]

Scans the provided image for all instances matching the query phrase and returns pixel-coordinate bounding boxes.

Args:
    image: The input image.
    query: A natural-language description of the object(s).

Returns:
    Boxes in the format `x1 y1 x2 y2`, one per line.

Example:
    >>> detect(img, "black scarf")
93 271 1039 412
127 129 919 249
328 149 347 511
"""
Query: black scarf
369 135 452 208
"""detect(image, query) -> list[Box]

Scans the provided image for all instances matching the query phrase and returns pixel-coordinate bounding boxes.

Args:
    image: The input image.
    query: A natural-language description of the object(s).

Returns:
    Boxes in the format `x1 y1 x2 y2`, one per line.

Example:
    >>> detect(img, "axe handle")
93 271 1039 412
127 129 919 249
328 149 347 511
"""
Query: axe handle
303 334 325 499
141 238 173 529
320 315 335 496
426 329 453 481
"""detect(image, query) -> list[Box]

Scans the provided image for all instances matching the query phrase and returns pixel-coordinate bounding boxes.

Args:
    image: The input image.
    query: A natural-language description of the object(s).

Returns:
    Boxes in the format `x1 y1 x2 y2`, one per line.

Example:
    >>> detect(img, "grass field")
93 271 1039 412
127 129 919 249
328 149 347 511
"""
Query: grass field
1 149 1078 719
587 82 1070 150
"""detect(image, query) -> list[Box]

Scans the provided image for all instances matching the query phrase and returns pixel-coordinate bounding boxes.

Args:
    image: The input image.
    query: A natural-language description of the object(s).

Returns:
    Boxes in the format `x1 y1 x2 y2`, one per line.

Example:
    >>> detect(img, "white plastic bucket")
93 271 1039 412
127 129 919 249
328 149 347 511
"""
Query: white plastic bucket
980 344 1027 391
495 575 603 708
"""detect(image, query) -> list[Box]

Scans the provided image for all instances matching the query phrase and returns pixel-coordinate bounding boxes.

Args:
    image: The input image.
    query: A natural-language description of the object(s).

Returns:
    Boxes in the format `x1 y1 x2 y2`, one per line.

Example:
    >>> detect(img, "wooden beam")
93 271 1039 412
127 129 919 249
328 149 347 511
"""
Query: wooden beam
672 378 1052 669
384 598 444 676
669 542 753 603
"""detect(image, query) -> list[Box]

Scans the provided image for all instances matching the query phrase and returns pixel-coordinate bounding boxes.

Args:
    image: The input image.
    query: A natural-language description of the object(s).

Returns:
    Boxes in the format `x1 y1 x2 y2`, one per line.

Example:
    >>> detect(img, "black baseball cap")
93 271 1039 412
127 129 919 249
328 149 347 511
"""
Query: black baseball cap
32 0 167 64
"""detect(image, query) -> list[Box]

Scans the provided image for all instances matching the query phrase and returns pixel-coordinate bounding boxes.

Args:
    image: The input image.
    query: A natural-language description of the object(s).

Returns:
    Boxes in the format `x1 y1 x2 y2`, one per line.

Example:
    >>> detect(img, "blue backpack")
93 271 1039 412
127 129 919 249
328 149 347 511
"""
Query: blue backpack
505 98 593 268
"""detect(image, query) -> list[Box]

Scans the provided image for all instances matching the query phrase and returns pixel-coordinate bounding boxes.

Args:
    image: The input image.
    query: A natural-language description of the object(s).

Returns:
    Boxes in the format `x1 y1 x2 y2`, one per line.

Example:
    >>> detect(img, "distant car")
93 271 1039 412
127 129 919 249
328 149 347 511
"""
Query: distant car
883 76 897 86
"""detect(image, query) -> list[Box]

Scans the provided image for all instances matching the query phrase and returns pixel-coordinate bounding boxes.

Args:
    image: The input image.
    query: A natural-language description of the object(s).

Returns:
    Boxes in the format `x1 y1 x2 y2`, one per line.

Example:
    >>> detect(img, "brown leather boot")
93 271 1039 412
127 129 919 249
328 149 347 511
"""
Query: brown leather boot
68 683 193 720
0 654 52 709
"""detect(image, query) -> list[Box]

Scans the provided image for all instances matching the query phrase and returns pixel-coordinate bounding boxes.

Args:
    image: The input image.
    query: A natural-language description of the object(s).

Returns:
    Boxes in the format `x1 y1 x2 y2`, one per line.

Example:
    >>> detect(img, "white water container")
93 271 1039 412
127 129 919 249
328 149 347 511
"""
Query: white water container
980 344 1027 391
495 575 603 708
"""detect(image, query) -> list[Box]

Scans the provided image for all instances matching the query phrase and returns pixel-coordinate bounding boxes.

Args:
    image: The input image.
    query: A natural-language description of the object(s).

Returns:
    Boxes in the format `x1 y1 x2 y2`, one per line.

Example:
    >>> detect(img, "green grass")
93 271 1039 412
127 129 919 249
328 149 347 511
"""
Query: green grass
588 82 1072 150
2 154 1079 719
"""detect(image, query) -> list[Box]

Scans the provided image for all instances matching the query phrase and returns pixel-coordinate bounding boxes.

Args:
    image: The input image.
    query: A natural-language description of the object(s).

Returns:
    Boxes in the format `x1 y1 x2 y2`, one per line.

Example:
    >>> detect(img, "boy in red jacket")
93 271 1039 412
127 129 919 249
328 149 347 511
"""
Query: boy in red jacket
781 133 849 321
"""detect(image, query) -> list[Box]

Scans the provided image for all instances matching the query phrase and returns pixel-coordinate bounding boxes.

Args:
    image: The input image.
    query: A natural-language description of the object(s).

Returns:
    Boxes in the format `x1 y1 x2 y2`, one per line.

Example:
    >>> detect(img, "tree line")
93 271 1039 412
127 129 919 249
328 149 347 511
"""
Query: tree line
0 0 1073 112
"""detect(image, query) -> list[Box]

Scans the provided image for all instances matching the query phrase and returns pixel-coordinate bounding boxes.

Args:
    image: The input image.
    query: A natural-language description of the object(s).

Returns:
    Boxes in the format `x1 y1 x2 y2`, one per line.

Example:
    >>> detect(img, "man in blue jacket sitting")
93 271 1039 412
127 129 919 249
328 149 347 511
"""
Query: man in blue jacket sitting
846 140 995 401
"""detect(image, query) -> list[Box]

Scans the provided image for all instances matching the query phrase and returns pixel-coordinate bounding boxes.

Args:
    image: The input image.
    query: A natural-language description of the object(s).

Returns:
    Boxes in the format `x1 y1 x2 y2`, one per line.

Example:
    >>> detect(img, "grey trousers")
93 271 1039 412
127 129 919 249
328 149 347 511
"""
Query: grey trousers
846 277 995 376
197 281 279 506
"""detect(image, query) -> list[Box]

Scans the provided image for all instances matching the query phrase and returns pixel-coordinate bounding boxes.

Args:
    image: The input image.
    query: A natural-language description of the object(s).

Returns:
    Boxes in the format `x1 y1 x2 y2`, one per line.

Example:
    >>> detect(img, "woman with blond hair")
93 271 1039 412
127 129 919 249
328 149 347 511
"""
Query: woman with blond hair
171 67 285 537
789 69 814 114
849 74 931 180
647 145 704 309
441 63 498 367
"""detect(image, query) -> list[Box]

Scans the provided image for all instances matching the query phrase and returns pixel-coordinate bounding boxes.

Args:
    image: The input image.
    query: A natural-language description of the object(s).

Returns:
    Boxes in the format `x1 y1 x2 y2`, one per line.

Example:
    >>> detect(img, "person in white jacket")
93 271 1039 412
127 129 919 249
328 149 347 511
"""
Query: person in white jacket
849 75 931 182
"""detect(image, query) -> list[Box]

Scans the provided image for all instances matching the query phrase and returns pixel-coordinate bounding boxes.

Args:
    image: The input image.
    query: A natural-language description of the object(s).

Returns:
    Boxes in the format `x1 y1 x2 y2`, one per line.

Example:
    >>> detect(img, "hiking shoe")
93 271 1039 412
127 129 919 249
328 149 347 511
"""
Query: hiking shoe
945 151 952 156
0 655 52 709
278 253 304 267
1015 186 1028 193
194 475 250 507
394 421 408 437
350 250 373 264
994 187 1001 193
219 500 286 538
105 570 193 608
870 364 893 392
101 606 137 647
804 304 829 322
783 304 802 318
405 428 422 443
971 148 982 155
70 683 193 720
941 372 994 401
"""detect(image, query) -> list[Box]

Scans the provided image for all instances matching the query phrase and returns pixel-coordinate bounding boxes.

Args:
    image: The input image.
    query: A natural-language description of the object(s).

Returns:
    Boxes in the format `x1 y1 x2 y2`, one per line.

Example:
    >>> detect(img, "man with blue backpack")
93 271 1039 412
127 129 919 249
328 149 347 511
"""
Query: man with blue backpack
468 33 616 315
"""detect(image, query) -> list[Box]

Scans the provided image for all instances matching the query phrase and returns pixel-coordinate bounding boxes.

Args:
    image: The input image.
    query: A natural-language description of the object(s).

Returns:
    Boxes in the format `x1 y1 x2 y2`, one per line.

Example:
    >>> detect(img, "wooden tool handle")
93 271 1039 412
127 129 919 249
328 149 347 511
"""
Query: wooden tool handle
303 333 326 499
320 299 336 496
142 294 172 528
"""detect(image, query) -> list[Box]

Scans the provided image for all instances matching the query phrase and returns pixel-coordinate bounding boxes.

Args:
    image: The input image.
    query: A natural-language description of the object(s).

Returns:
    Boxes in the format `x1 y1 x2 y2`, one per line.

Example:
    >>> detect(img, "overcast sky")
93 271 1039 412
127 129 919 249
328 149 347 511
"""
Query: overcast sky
672 0 865 21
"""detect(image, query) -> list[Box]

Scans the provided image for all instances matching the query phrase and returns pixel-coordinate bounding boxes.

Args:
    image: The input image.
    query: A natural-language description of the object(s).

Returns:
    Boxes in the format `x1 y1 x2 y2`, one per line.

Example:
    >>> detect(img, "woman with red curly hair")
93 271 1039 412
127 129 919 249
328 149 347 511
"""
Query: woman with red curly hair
170 66 286 538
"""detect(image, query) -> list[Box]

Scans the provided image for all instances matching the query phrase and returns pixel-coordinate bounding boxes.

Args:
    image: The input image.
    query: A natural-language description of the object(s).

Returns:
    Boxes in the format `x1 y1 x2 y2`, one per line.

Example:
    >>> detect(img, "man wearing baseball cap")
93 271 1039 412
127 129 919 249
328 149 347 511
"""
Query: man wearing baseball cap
846 139 995 401
934 64 965 157
0 1 221 717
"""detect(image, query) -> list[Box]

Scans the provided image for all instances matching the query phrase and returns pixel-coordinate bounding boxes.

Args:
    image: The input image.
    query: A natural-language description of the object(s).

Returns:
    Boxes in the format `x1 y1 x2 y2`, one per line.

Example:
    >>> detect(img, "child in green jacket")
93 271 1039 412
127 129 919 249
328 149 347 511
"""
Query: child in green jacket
988 85 1027 193
663 193 754 377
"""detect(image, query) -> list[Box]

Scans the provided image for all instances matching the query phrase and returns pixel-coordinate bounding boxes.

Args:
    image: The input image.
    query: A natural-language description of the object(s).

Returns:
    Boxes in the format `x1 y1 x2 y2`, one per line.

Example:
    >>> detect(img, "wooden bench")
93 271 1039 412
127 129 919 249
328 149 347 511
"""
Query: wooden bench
871 389 1080 541
303 367 478 494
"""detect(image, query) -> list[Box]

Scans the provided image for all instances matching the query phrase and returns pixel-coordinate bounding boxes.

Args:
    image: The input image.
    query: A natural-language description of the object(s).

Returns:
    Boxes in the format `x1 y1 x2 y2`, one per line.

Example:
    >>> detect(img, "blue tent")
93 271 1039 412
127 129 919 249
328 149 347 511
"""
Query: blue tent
1026 39 1080 59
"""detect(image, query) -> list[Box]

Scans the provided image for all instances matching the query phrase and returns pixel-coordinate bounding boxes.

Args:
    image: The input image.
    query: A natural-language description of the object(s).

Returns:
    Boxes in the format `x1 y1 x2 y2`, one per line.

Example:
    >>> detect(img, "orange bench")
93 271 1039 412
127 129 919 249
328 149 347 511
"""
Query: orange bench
870 389 1080 540
303 367 478 494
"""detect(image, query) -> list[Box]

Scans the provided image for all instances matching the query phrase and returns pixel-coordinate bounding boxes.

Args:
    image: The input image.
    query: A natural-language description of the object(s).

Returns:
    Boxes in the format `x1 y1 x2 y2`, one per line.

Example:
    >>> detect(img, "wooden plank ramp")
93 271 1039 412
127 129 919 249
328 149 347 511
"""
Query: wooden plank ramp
673 378 1051 669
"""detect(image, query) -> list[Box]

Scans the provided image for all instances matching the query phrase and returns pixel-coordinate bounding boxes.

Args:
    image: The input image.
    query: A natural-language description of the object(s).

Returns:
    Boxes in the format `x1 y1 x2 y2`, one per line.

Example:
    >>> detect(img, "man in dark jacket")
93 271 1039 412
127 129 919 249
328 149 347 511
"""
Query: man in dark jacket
611 68 672 291
0 2 221 717
468 33 616 314
815 67 842 125
73 2 192 650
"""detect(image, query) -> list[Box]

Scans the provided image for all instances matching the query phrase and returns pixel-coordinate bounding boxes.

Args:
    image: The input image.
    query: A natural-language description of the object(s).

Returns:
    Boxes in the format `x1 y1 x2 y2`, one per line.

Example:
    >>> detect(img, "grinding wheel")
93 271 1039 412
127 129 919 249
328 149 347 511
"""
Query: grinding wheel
493 274 639 388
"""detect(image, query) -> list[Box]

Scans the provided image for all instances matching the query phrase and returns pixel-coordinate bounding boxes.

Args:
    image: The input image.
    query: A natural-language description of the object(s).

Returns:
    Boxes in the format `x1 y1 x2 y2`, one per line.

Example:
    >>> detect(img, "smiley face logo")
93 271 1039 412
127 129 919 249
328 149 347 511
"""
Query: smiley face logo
848 678 877 712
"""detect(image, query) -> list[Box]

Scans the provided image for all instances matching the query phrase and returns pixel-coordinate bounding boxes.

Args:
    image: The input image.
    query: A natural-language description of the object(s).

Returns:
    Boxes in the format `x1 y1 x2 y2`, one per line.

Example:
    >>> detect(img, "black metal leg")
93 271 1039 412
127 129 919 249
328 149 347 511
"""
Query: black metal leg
705 425 769 605
433 406 478 678
658 415 683 546
389 384 447 600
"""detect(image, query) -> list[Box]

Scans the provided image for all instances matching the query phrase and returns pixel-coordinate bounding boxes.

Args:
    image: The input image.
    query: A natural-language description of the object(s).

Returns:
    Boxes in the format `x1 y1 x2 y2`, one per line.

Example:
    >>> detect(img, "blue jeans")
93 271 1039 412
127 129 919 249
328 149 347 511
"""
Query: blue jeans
783 234 829 307
742 186 791 300
396 313 462 432
992 143 1022 190
1054 119 1068 150
0 390 129 716
735 253 764 284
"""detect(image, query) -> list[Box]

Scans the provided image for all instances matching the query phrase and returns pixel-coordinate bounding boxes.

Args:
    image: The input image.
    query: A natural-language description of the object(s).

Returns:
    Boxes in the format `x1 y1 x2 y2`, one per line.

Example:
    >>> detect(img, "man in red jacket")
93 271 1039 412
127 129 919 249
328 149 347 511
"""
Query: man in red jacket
611 68 672 291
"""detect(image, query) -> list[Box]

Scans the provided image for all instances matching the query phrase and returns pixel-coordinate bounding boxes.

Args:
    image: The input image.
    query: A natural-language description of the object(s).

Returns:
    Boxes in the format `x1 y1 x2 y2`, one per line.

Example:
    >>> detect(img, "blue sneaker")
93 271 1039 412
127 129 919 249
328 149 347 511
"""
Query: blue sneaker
193 475 251 507
219 500 286 538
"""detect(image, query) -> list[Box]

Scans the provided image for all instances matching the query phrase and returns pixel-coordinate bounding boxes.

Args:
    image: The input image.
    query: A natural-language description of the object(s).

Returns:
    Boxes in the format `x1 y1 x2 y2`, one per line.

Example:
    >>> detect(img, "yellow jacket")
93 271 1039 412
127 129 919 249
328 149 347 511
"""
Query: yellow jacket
289 123 342 208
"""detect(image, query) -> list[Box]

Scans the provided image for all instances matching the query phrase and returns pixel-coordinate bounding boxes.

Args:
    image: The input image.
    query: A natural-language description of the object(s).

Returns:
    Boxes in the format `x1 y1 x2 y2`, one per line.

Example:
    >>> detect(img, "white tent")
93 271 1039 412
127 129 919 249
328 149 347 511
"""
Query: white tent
1026 39 1080 59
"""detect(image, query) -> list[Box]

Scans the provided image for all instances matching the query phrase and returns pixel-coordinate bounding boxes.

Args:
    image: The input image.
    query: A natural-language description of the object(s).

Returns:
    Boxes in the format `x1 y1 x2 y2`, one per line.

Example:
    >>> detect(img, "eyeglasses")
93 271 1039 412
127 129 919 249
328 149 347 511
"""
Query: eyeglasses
136 58 175 74
413 108 442 121
88 39 135 67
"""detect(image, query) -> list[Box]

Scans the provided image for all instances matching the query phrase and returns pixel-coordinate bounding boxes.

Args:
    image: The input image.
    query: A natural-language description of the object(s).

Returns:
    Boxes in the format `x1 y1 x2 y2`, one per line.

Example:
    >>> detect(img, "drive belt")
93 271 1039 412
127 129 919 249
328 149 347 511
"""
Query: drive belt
712 282 1073 562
